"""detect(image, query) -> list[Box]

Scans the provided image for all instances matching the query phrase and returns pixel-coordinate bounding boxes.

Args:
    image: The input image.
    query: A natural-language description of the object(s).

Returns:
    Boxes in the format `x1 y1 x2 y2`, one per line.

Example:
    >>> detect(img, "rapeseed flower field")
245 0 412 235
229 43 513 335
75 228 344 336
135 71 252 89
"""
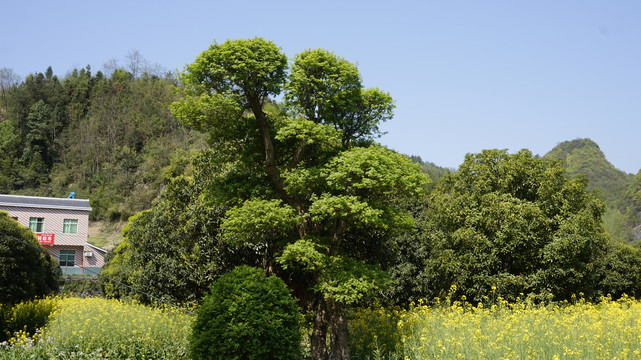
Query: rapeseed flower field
1 297 193 359
5 294 641 359
350 293 641 360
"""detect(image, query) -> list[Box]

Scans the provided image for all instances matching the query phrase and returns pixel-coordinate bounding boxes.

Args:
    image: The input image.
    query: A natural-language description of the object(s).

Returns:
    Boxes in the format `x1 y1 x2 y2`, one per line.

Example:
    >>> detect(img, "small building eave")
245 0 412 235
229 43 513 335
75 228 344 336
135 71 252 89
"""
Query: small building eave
85 242 108 253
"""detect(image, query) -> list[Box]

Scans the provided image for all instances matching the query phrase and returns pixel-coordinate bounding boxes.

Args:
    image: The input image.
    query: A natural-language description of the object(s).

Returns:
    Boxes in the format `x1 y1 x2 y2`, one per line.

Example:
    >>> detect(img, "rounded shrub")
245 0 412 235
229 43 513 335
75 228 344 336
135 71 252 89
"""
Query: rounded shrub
190 265 302 360
0 211 60 305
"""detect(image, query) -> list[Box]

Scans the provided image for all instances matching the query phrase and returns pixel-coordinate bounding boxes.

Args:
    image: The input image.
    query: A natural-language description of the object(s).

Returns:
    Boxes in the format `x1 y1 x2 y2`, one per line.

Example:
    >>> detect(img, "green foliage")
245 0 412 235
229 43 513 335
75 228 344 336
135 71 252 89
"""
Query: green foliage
101 160 253 304
624 170 641 240
0 211 60 305
408 155 451 190
603 207 631 242
315 256 389 304
278 241 388 305
284 49 394 146
0 121 20 192
596 239 641 298
0 121 20 158
323 146 427 199
177 37 287 106
221 199 300 247
278 238 328 272
391 149 612 303
59 277 102 297
190 266 302 360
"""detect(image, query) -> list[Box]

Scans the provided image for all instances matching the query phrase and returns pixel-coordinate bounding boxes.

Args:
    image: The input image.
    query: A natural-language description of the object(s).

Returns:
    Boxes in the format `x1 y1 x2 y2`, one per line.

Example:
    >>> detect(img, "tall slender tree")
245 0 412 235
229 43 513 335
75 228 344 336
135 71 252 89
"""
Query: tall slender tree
0 68 20 113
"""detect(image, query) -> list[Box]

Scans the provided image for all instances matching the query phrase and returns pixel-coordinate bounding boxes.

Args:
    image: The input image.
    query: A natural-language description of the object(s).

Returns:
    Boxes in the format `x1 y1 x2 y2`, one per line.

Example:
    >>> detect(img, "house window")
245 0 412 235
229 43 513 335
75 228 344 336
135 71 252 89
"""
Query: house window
29 217 44 233
63 219 78 234
59 250 75 267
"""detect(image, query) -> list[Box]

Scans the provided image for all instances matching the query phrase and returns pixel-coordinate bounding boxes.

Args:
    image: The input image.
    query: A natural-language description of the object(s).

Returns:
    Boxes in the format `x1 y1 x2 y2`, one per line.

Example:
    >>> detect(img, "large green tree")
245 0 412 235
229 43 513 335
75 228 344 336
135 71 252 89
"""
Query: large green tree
170 38 427 360
391 149 612 303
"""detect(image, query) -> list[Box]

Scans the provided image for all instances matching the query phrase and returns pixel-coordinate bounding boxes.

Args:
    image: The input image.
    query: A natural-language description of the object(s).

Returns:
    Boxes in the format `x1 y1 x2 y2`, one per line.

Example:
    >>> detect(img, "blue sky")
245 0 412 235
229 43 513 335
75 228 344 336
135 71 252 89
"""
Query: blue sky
3 1 640 173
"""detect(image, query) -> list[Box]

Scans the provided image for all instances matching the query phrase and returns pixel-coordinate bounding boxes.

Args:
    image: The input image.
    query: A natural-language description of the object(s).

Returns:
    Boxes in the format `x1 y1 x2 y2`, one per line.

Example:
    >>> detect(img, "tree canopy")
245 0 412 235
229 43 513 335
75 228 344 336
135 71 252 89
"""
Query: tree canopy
101 149 263 303
390 149 615 303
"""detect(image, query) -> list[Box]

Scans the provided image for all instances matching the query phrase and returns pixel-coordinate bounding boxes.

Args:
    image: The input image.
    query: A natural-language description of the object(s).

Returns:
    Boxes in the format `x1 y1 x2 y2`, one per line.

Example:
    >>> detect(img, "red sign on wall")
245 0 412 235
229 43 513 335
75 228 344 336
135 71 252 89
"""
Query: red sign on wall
36 233 55 245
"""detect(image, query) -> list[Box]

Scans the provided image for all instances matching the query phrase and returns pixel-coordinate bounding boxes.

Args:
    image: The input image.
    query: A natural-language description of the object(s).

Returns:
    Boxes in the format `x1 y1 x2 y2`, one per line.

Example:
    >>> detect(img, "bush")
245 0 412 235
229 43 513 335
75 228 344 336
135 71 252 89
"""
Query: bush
190 266 302 360
59 277 102 297
0 211 60 305
0 298 55 342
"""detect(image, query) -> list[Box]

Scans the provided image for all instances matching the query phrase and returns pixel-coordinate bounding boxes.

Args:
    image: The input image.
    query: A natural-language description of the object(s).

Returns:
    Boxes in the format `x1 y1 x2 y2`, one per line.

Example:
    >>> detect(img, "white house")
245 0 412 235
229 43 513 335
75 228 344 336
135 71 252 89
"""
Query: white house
0 194 107 275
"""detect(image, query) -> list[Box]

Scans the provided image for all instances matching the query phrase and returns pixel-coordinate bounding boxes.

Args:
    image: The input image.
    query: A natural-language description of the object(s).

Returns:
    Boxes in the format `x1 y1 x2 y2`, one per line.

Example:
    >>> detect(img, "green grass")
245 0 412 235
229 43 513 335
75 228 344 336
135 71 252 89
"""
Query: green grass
87 221 124 250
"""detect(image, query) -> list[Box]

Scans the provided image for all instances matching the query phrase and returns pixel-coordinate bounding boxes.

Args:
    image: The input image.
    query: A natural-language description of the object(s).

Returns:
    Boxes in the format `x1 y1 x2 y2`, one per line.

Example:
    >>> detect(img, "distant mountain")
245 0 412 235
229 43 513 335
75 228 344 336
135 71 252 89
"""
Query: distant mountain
544 138 640 241
545 138 633 209
407 155 451 190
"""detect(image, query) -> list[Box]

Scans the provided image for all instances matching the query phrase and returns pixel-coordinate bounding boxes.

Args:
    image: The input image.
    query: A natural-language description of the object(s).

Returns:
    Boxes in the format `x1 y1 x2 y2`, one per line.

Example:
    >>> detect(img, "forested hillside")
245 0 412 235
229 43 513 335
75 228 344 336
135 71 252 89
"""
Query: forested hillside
2 65 640 247
545 138 641 242
0 65 205 225
407 155 450 190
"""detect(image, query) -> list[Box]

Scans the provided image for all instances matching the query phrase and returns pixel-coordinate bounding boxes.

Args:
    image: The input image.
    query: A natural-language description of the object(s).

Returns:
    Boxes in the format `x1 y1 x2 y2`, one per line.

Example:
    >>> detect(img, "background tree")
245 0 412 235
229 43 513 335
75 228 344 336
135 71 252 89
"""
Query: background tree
595 238 641 298
101 149 259 303
0 121 21 192
125 50 147 78
390 149 614 303
624 170 641 241
0 68 20 113
0 211 60 304
408 155 451 191
22 100 54 187
170 37 428 360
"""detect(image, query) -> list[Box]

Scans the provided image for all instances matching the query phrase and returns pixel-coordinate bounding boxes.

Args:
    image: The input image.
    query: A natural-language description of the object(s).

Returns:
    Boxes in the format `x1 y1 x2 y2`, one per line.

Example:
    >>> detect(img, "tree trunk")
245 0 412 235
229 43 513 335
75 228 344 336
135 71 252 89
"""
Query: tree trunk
311 296 351 360
328 299 350 360
311 297 329 360
250 101 287 199
249 100 309 237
